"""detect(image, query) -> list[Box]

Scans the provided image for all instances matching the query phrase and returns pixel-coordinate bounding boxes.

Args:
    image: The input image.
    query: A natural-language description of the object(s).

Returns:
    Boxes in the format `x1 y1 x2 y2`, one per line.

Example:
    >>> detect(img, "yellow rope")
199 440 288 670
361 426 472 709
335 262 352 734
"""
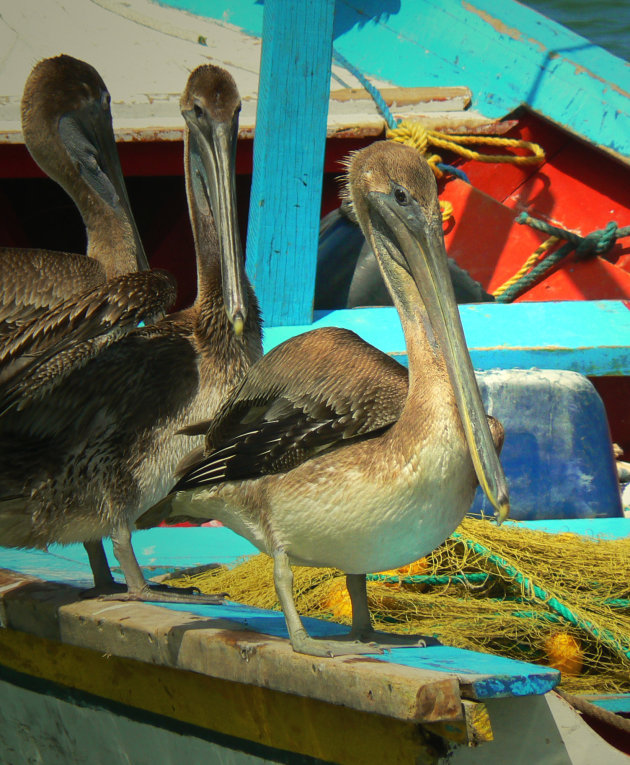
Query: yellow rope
387 119 545 179
492 235 559 297
440 199 453 223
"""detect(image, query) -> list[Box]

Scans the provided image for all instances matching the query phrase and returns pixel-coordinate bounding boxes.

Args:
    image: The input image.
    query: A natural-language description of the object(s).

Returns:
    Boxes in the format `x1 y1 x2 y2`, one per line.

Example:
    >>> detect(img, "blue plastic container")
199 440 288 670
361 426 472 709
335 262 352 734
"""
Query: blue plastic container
471 369 623 520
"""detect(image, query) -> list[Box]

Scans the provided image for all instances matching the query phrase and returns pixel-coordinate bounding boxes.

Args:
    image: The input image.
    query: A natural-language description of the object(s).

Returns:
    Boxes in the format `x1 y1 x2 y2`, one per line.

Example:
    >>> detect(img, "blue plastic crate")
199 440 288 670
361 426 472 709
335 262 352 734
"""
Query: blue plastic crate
471 369 623 520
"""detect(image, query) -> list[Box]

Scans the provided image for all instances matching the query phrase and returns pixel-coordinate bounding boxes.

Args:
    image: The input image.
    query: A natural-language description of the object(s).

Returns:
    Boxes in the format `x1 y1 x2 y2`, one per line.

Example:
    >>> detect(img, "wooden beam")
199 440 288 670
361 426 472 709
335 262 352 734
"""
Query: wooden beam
246 0 335 326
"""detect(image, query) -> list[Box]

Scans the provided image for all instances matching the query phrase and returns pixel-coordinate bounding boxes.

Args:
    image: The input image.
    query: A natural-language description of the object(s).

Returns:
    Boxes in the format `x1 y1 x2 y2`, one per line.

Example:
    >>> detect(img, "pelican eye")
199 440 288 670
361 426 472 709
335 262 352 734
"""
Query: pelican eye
101 91 111 111
394 187 408 206
193 102 204 120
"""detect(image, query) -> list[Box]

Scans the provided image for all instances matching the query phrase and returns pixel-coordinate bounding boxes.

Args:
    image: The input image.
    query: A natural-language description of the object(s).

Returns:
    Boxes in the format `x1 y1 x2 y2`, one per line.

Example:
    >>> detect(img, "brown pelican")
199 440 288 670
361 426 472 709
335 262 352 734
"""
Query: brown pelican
138 141 508 654
0 54 149 337
0 64 261 602
0 55 172 589
315 200 494 309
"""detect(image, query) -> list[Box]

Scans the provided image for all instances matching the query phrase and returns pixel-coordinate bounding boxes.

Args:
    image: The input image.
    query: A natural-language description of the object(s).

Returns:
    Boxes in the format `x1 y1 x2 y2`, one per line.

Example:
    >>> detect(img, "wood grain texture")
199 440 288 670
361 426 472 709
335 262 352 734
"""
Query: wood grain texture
246 0 335 326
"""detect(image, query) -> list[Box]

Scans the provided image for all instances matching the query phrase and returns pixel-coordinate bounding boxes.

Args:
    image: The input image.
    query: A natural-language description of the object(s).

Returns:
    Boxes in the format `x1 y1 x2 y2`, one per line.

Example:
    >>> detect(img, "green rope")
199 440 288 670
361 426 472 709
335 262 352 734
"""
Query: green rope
512 610 562 623
601 599 630 608
367 572 491 585
452 532 630 662
495 214 630 303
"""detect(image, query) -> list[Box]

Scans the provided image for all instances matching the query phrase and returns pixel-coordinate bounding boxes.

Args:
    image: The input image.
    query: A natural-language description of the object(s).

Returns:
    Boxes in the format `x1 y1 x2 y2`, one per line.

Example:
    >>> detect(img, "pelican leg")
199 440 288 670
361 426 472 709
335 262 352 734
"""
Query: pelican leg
84 539 115 587
98 524 226 604
346 573 441 649
346 573 372 638
79 539 130 597
272 549 381 657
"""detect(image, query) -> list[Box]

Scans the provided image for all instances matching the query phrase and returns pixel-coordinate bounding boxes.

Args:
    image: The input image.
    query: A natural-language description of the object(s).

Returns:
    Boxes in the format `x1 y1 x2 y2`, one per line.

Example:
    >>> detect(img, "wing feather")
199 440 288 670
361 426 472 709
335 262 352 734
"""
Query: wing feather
172 326 409 491
0 270 177 411
0 249 106 336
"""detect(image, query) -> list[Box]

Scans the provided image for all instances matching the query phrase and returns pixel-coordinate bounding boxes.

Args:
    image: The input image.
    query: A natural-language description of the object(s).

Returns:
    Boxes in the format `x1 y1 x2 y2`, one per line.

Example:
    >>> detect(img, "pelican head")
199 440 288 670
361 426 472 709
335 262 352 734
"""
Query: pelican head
181 65 247 336
21 54 147 270
348 142 509 522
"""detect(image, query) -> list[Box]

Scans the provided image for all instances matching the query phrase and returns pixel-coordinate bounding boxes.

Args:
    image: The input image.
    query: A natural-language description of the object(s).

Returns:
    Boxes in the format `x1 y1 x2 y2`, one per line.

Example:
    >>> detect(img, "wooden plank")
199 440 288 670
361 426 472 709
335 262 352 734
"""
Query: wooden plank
262 300 630 376
329 85 471 108
520 518 630 539
0 573 467 726
0 628 437 765
245 0 334 326
584 694 630 715
0 565 558 702
425 699 493 745
329 0 630 162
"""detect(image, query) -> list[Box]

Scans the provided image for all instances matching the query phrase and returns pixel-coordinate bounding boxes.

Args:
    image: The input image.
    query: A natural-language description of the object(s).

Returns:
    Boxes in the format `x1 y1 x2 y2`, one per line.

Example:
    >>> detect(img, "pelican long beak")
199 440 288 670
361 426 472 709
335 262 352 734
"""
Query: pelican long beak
186 111 247 335
369 192 510 523
58 102 149 271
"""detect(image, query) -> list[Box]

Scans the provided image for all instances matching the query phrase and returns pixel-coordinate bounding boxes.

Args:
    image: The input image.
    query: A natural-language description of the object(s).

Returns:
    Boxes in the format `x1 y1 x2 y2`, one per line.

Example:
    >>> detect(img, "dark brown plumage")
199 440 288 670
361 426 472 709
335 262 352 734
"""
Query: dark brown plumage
0 270 176 408
0 55 168 588
0 54 149 337
0 65 261 602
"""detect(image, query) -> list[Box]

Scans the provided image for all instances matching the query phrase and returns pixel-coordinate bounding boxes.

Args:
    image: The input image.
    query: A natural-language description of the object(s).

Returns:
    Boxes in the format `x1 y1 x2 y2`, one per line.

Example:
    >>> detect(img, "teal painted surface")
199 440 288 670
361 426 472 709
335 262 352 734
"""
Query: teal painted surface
245 0 334 325
520 517 630 538
0 528 260 588
157 601 559 698
262 300 630 375
589 694 630 713
159 0 630 161
1 519 627 583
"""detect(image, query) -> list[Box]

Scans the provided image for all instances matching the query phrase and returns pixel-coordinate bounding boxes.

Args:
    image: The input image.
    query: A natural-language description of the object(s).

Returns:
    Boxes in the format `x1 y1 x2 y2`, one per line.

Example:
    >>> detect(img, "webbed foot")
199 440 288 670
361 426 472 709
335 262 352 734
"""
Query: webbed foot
349 628 441 648
290 628 383 658
94 583 227 605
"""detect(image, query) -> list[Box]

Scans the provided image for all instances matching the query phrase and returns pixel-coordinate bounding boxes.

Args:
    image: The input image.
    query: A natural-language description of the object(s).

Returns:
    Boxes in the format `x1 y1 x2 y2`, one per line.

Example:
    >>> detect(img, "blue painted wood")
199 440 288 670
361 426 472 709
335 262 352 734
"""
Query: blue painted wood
520 518 630 539
588 694 630 713
262 300 630 376
153 601 560 698
245 0 335 326
161 0 630 162
2 517 624 581
331 0 630 160
0 528 260 586
3 519 627 587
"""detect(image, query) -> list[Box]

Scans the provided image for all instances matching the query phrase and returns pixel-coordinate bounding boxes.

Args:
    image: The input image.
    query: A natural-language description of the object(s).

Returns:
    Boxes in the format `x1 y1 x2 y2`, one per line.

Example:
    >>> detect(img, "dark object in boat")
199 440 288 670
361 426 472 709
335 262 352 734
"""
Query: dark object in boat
315 200 494 309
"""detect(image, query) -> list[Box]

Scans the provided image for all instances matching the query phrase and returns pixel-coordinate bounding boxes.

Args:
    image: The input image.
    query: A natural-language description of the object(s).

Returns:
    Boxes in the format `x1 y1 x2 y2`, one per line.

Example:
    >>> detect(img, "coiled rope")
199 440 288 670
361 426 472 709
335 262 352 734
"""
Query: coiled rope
493 215 630 302
332 49 545 226
387 120 545 179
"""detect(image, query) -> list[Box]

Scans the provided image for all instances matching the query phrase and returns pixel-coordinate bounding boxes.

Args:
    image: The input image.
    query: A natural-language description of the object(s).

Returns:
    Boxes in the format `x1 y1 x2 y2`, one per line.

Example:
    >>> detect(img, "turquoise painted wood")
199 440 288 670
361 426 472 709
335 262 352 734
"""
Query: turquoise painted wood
589 694 630 714
161 601 558 699
164 0 630 162
262 300 630 376
4 518 630 698
245 0 334 326
1 519 627 585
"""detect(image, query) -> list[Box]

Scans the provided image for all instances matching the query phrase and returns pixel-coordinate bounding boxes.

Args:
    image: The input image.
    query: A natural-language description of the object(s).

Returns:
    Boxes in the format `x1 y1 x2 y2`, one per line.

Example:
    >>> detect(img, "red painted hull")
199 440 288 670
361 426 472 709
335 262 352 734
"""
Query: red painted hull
2 112 629 451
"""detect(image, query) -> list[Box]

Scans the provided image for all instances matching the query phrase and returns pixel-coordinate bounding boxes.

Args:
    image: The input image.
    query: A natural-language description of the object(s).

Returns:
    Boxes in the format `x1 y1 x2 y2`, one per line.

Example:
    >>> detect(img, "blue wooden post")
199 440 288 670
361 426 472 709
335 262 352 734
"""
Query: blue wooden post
246 0 335 327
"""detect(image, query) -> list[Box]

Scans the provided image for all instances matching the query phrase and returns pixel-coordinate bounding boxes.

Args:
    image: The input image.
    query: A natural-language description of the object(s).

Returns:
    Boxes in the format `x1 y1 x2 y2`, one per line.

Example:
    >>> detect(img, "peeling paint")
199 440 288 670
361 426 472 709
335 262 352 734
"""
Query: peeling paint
463 1 630 101
462 1 522 41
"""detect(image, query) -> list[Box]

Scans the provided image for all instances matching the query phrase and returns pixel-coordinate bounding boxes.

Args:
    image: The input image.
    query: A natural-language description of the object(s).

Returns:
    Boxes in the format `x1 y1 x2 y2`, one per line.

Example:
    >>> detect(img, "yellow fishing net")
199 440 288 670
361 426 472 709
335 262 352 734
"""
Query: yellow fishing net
167 518 630 694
